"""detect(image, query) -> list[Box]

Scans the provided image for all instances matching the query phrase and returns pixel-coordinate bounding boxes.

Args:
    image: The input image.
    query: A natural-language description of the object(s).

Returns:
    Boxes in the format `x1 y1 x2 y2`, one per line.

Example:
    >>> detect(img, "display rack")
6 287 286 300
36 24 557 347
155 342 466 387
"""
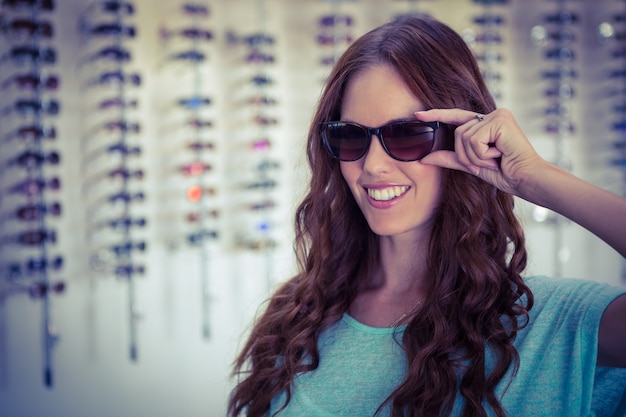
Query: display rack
224 0 280 295
161 1 216 338
467 0 508 102
531 0 579 277
0 0 63 387
78 0 144 361
316 0 355 81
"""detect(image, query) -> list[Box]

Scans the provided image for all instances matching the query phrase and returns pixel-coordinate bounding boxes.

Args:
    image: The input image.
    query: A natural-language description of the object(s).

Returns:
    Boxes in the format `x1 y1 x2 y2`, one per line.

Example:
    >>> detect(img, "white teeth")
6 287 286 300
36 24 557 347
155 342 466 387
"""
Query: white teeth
367 186 409 201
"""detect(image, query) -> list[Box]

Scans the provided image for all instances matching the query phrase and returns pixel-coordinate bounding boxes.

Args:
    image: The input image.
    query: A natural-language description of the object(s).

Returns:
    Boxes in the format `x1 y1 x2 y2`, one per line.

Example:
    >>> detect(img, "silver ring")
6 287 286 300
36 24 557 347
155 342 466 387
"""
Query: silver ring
476 113 485 122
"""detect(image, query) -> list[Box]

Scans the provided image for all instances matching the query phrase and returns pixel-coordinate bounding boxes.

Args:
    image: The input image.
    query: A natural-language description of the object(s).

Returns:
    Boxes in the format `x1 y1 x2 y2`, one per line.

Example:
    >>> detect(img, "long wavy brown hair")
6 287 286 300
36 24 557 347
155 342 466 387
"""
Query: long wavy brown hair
228 15 533 417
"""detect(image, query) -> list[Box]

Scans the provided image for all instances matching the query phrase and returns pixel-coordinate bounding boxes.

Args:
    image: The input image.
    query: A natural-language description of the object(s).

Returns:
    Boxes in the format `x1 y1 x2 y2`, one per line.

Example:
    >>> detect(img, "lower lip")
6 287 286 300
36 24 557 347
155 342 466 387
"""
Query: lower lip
366 190 406 209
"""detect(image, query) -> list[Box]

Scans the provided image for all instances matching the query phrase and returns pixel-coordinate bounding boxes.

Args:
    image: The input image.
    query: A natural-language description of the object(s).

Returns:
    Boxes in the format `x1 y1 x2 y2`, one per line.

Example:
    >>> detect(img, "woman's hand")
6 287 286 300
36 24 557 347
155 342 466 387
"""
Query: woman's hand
416 107 626 259
415 108 545 198
417 109 626 367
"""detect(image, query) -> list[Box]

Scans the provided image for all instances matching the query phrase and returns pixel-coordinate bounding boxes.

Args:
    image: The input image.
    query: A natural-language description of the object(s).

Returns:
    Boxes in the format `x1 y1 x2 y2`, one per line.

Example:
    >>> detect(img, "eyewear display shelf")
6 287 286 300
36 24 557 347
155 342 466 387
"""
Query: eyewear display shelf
0 0 63 388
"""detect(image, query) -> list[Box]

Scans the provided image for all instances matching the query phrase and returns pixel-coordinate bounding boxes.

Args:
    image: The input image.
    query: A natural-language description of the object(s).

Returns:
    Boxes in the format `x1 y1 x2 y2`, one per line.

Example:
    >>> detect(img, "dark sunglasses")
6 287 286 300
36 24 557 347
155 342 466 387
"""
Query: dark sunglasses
96 216 146 231
4 98 60 116
114 264 145 278
85 46 131 64
177 96 211 110
9 176 60 196
246 51 274 64
98 97 138 110
13 150 60 168
28 280 66 298
320 120 442 162
8 124 56 142
90 70 141 87
1 73 59 91
82 23 136 38
15 202 61 221
544 47 574 62
25 256 63 274
110 241 146 256
318 14 353 27
226 32 274 46
6 255 63 278
1 0 54 11
242 178 277 190
13 229 57 245
2 46 56 65
83 142 141 166
100 167 144 182
161 27 213 41
103 120 140 133
186 140 215 151
182 2 209 16
82 167 143 192
473 14 505 26
3 18 54 39
169 50 205 63
101 0 134 14
80 0 134 16
107 191 145 204
186 209 219 223
544 10 578 25
188 230 218 245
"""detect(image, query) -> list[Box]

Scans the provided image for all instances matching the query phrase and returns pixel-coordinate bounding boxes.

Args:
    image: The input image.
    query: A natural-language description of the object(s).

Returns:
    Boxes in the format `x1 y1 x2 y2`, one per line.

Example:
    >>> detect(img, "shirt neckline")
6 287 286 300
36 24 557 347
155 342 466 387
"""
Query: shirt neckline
342 312 407 335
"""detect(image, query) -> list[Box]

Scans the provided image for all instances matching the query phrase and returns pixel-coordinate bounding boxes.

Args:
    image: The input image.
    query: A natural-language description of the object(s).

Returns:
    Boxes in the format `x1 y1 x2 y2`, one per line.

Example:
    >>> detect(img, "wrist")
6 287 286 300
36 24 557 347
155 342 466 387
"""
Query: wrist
514 159 565 208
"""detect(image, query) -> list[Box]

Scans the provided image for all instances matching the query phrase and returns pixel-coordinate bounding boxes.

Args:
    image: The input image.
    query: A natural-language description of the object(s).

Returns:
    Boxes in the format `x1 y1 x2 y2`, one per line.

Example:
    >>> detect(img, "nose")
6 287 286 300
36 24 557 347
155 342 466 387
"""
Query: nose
361 133 393 173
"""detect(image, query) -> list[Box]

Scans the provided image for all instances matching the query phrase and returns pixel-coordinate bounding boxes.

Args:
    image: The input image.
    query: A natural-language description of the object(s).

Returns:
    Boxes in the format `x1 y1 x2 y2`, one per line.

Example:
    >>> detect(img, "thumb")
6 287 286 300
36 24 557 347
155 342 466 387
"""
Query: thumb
421 150 477 175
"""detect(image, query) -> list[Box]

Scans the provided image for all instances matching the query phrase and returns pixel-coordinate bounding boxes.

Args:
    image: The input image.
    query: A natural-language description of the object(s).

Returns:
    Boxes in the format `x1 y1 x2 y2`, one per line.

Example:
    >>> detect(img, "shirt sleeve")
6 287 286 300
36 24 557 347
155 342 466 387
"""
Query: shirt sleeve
505 276 626 416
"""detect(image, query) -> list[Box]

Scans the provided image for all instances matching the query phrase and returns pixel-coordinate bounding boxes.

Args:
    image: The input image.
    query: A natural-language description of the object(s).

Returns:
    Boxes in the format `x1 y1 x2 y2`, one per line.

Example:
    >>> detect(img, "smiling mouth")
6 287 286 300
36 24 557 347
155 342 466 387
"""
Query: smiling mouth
367 186 409 201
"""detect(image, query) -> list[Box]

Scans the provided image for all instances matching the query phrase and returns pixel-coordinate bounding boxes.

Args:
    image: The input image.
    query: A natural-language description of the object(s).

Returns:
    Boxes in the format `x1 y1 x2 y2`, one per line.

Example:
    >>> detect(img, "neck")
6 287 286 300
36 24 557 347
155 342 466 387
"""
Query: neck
349 233 429 327
374 233 430 294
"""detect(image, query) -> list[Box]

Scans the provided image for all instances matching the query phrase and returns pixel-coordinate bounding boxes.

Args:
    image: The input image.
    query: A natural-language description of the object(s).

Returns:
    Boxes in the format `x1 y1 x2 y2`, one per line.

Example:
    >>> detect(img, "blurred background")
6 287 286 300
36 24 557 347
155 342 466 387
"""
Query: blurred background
0 0 625 416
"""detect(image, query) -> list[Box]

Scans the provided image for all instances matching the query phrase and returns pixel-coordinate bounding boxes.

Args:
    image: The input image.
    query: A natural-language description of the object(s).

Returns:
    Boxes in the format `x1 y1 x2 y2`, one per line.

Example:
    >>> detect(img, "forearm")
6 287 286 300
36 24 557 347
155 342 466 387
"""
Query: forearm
518 161 626 258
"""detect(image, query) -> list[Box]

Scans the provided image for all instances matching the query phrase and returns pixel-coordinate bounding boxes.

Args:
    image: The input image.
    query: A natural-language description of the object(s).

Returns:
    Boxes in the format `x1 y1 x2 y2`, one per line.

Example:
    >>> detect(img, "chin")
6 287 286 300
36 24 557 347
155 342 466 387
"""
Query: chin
366 222 411 237
365 215 434 238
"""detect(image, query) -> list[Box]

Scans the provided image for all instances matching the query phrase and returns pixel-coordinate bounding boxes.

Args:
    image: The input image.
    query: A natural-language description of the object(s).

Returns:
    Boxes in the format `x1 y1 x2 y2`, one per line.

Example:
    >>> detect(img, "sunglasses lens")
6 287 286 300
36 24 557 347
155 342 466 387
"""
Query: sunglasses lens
382 122 436 161
322 121 438 161
323 122 368 161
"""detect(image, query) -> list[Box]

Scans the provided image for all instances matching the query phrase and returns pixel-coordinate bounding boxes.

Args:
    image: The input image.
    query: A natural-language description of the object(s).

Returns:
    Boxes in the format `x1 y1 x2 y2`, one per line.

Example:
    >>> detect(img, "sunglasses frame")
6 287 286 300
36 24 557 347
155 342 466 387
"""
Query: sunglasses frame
320 120 442 162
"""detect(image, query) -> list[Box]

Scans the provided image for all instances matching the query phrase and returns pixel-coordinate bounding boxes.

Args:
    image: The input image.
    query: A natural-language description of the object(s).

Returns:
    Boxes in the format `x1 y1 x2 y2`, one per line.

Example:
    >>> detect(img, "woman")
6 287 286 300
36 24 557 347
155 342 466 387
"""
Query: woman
228 15 626 417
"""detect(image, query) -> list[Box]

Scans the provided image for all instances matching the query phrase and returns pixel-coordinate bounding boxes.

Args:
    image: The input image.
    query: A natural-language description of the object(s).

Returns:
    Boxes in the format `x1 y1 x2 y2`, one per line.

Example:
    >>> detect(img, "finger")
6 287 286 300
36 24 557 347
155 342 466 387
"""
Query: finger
453 127 473 168
415 108 484 126
458 123 501 171
462 140 501 171
420 150 477 175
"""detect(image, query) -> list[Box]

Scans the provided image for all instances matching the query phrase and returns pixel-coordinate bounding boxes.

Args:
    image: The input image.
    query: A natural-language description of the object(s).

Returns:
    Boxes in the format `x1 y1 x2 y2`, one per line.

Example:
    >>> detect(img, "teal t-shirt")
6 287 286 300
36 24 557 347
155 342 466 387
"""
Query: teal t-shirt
269 276 626 416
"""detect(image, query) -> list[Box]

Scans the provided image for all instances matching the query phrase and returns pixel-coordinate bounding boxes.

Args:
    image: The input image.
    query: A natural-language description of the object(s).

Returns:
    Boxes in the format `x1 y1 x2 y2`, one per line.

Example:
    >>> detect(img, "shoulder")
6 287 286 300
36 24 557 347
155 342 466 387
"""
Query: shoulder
506 276 626 415
519 275 626 340
523 275 625 309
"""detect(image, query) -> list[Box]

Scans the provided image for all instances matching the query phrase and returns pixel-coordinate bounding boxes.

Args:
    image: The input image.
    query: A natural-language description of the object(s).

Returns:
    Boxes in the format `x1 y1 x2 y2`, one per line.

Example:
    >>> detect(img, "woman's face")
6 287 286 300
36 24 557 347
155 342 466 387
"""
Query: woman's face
339 64 444 240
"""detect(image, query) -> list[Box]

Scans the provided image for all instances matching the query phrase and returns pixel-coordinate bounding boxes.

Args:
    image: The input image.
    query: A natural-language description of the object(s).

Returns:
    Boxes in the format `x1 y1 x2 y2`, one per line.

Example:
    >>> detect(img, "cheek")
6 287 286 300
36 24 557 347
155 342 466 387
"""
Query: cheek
340 162 359 186
339 162 364 201
416 165 444 205
432 171 445 207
